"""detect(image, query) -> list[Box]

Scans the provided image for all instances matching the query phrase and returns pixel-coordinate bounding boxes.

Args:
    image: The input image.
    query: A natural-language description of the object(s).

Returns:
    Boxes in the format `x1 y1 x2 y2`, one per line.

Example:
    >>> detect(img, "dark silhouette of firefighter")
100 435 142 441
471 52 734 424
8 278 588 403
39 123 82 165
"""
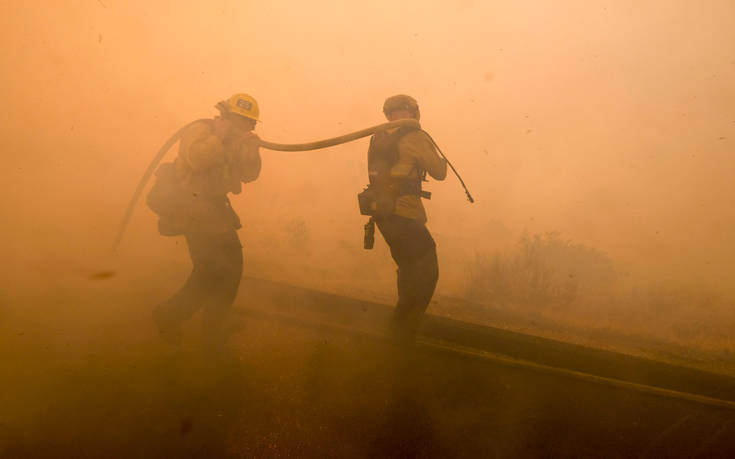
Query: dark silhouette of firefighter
149 93 262 350
359 95 447 341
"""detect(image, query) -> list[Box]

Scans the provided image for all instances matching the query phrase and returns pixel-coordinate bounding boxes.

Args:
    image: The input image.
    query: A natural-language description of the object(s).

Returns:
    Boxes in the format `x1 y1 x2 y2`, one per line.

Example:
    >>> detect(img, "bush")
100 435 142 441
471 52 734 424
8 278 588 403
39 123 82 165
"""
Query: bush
466 232 617 309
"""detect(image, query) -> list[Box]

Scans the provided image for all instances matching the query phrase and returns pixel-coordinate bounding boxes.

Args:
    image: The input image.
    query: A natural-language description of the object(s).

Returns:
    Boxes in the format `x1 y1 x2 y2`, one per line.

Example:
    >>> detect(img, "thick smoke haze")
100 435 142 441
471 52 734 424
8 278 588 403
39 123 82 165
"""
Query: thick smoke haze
1 0 734 348
2 1 735 455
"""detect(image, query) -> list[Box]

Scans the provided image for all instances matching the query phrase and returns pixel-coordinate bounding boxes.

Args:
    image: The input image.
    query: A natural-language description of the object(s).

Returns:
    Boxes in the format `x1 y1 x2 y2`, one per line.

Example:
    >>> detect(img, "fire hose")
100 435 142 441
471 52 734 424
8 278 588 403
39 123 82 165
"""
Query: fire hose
113 119 473 249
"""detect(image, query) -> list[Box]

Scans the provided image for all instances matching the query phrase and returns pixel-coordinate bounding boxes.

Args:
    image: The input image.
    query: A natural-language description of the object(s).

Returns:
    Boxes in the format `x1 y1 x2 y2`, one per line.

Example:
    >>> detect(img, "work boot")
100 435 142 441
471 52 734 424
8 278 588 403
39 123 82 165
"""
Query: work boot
152 307 182 346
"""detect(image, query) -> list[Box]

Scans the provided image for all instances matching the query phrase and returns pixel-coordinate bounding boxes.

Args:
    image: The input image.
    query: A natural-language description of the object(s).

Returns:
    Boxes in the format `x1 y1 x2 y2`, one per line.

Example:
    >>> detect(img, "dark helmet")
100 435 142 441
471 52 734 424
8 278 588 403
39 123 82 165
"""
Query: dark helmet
382 94 420 119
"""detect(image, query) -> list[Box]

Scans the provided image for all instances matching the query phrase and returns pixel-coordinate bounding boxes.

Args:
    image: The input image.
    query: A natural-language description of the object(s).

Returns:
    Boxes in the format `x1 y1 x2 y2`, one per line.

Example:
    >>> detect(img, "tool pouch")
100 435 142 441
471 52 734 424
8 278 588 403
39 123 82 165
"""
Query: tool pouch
357 184 396 218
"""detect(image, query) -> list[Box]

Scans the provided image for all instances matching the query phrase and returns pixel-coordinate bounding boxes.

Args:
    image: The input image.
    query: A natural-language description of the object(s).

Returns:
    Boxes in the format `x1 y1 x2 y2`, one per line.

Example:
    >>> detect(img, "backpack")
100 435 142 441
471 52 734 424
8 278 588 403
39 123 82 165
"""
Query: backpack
146 161 242 235
146 162 188 236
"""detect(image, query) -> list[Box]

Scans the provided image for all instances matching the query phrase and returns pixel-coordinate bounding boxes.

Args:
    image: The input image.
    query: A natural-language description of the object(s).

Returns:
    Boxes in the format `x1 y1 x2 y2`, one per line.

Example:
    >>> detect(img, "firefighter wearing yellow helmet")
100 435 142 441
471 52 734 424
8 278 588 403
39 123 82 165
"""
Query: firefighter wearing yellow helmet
152 93 262 350
226 93 260 121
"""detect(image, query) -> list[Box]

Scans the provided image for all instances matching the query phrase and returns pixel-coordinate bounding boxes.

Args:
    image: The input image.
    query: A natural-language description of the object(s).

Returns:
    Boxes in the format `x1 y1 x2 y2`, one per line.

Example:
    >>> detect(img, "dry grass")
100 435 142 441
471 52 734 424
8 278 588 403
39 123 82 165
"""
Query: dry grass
461 232 735 373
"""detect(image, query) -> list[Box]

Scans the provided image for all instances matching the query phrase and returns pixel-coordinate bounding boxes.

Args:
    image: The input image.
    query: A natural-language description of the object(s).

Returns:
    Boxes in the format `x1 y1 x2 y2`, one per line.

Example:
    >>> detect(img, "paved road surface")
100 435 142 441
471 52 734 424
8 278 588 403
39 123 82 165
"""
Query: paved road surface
3 277 734 458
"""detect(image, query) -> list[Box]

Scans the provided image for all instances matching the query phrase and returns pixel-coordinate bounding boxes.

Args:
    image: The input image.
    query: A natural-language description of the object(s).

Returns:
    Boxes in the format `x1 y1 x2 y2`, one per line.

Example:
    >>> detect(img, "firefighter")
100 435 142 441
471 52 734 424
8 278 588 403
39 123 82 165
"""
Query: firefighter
364 94 447 342
152 93 261 350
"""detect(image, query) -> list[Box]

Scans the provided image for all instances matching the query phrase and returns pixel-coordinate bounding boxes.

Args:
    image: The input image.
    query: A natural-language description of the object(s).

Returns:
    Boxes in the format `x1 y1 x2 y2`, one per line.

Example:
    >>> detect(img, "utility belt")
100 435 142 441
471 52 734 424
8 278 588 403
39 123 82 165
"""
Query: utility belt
357 180 430 219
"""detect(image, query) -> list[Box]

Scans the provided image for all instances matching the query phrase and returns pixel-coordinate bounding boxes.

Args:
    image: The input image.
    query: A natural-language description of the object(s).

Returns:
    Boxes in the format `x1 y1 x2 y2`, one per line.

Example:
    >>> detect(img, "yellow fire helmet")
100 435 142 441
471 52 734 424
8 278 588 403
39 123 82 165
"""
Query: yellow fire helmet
226 93 260 122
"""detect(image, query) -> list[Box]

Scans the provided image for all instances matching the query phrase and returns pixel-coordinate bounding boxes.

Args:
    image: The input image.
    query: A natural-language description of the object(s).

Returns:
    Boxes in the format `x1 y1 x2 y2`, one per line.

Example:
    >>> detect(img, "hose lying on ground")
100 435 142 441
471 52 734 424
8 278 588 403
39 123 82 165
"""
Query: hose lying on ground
113 118 473 249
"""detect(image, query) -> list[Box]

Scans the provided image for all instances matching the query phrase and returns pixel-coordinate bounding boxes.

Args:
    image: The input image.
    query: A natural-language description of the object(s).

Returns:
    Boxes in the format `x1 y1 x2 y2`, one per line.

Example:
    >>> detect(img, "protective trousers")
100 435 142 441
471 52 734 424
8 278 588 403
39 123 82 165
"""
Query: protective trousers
376 215 439 341
154 229 243 349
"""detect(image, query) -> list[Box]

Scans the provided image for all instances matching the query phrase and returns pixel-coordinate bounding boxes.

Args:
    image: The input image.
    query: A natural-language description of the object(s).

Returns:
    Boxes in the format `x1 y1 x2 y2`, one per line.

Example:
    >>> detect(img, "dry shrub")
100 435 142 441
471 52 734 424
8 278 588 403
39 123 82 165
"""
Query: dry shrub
466 232 617 310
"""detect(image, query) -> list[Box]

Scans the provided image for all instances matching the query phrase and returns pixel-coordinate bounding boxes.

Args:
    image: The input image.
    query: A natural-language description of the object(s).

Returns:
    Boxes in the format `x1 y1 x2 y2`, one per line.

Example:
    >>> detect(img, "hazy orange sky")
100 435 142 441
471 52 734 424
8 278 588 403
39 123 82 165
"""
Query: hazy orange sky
1 0 734 296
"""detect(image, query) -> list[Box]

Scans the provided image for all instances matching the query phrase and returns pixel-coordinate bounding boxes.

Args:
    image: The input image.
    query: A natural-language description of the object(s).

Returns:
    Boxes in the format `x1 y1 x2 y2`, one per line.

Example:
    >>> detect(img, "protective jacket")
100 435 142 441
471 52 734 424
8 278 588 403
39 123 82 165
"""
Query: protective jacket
157 120 261 234
366 126 447 222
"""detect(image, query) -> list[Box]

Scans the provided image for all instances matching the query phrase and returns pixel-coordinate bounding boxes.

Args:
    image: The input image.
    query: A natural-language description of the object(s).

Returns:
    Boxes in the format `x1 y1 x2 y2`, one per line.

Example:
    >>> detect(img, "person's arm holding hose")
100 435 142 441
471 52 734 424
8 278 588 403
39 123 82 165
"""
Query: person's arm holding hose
229 132 262 185
395 130 447 181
